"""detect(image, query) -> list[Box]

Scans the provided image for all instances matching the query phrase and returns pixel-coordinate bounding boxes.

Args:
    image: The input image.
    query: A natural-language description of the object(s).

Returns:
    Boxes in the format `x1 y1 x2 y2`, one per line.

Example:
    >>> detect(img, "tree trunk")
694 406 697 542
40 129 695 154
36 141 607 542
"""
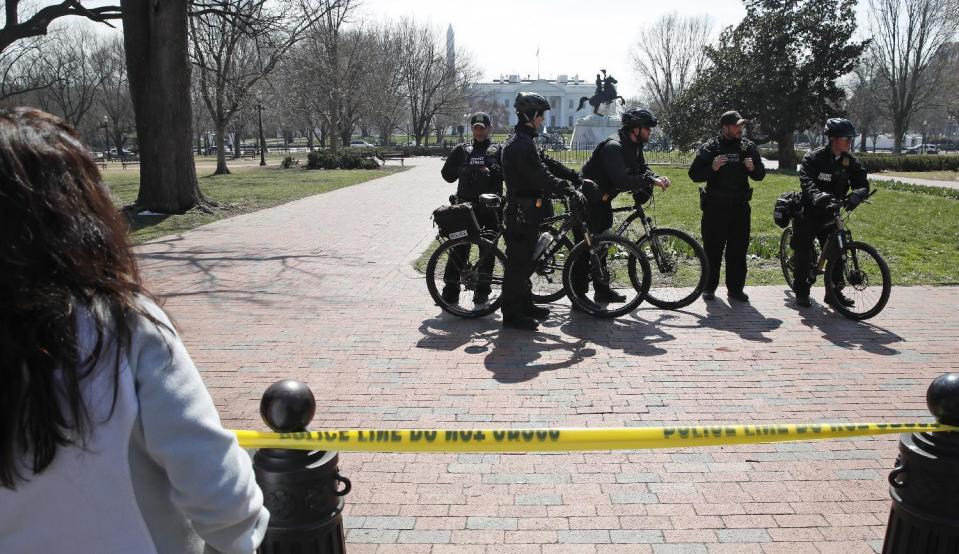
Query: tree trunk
214 122 230 175
859 129 868 153
777 133 798 172
122 0 204 214
306 126 314 150
892 116 906 154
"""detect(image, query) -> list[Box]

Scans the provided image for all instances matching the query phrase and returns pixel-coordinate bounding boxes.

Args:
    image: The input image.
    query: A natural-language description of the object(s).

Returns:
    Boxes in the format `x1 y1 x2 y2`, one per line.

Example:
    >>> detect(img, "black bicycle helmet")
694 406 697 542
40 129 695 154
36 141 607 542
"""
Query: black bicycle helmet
621 108 658 129
824 118 857 138
514 92 551 120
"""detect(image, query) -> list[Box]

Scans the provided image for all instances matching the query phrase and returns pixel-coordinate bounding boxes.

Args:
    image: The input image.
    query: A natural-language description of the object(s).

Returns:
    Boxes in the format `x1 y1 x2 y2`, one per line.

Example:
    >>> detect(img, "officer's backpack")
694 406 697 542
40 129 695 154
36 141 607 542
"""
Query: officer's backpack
773 191 803 228
432 202 481 239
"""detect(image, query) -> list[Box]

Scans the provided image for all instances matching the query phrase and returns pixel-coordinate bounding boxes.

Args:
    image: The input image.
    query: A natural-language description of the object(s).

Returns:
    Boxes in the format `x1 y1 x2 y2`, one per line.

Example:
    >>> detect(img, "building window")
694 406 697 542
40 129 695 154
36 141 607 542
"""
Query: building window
504 98 509 107
568 99 573 110
568 116 574 127
550 115 556 127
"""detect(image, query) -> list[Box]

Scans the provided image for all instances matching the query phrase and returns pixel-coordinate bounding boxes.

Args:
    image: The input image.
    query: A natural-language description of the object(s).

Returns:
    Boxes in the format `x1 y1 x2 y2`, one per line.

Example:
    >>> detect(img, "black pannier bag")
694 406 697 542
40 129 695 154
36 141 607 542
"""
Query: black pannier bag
773 191 803 229
432 202 481 239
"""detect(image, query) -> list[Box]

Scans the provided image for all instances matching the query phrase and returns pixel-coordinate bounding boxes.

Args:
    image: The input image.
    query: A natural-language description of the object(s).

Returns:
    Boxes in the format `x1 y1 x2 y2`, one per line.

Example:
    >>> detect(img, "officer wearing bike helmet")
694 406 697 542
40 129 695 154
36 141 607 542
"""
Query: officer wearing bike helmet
573 107 670 303
499 92 581 330
439 112 503 305
688 110 766 303
791 117 869 308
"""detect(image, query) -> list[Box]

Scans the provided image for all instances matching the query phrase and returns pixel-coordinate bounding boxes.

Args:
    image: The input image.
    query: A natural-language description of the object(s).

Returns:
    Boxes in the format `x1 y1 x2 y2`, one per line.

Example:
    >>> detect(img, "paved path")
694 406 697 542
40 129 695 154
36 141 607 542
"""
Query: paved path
137 157 959 554
868 173 959 191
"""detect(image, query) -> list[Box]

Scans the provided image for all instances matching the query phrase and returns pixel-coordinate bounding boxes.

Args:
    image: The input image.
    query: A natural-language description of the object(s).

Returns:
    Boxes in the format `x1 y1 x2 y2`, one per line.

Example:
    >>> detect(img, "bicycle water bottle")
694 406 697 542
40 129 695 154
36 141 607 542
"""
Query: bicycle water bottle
532 231 552 260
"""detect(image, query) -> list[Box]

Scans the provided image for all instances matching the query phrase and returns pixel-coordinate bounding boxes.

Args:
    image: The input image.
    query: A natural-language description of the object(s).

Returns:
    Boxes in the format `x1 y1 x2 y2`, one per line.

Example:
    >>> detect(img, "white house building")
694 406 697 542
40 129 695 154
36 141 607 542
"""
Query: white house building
469 74 598 130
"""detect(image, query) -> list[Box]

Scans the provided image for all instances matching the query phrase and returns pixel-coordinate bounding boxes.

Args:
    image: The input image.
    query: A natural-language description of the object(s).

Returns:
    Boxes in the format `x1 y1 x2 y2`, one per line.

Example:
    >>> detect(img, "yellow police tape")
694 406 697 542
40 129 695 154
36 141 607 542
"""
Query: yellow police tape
234 422 959 453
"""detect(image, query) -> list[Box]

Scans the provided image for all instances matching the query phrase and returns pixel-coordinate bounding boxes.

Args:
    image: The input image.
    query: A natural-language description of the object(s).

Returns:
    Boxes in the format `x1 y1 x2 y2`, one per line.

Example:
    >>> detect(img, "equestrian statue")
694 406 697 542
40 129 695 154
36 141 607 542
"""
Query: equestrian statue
576 69 626 116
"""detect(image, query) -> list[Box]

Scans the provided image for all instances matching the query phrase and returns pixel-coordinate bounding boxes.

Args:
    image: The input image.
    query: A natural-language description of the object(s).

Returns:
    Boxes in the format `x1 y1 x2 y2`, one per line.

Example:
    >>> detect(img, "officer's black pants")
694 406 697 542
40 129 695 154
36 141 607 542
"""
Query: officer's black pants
790 215 844 298
501 206 539 318
570 201 614 296
701 201 750 294
442 207 499 296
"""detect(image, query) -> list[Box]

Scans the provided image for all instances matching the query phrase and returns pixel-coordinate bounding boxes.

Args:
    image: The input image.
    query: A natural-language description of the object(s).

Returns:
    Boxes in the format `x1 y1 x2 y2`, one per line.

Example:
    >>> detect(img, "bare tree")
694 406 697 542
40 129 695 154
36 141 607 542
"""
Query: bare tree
0 35 56 101
295 0 360 152
847 52 886 152
629 13 712 116
365 21 407 146
190 0 335 174
36 27 107 129
0 1 121 53
398 18 479 146
91 36 134 154
868 0 959 152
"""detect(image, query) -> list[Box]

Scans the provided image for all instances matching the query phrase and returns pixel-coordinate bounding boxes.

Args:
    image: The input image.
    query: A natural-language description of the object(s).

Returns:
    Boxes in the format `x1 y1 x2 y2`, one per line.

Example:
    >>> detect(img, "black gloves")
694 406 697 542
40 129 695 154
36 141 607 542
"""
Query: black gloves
845 188 868 211
812 192 834 208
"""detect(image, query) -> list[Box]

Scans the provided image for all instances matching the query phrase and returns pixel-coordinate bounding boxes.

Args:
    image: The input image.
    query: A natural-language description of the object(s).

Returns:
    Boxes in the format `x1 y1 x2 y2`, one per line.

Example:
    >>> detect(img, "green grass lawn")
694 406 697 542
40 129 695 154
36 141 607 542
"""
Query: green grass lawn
415 166 959 286
106 164 408 244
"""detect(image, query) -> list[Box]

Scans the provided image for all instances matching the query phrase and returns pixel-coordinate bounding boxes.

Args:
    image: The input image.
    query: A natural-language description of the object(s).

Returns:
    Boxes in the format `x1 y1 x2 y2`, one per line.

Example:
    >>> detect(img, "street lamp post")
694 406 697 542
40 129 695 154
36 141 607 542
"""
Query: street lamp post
257 102 267 166
922 120 928 153
100 116 110 159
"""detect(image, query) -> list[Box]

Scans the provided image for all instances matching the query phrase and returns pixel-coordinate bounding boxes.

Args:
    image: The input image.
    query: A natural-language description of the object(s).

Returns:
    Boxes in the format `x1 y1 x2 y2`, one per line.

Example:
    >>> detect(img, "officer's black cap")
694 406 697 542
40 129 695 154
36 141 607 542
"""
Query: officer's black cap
719 111 748 126
470 112 491 128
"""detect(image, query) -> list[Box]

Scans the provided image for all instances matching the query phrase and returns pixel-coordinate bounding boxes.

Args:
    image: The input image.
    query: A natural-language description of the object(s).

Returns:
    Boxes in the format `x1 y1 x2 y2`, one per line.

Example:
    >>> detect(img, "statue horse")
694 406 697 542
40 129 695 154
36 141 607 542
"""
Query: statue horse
577 75 626 116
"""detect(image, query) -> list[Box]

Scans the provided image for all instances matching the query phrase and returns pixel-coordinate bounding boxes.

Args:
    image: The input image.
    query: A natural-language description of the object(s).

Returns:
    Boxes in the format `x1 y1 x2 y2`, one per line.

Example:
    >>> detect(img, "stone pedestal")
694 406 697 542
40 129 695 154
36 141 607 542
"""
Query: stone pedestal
569 113 621 150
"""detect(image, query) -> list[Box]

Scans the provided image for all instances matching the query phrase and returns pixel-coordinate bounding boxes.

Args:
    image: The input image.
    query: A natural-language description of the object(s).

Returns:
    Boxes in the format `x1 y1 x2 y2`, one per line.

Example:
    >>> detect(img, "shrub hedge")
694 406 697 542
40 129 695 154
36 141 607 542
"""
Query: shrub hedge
306 150 381 170
759 148 959 172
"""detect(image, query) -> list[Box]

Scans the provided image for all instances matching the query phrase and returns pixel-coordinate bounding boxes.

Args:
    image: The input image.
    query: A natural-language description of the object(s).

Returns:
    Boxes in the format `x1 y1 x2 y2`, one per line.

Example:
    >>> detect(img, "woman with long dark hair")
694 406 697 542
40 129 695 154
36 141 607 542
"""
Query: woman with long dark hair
0 108 268 552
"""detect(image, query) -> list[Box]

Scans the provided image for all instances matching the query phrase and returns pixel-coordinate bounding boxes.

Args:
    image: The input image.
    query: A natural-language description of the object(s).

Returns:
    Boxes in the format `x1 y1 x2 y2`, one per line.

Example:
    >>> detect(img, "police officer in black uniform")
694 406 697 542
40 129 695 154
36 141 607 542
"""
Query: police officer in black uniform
439 112 503 305
688 110 766 302
574 108 670 302
500 92 580 330
792 117 869 308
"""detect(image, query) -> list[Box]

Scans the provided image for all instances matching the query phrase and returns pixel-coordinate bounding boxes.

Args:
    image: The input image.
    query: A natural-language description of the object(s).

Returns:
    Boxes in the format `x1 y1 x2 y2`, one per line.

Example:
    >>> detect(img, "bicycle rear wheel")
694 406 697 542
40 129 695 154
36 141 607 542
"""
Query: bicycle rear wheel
633 228 707 310
562 234 651 318
530 224 574 303
824 240 891 321
425 236 505 318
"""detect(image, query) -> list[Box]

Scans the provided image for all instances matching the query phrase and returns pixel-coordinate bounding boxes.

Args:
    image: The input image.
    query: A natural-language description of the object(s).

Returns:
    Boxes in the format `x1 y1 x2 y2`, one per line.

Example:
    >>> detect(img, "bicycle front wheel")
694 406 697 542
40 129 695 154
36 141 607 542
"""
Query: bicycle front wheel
780 226 797 291
633 228 707 310
562 234 651 318
824 240 891 321
425 236 505 318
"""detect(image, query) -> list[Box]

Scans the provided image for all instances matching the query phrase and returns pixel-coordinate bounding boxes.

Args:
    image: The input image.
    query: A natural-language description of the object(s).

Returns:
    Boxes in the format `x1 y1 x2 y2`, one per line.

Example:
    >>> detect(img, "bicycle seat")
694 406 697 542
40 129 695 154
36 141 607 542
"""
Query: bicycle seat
477 194 502 208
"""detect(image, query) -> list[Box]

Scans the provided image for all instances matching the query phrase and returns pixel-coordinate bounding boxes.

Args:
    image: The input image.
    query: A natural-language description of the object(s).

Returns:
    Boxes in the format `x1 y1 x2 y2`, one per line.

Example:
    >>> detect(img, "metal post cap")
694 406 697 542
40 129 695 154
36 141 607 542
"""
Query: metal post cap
927 373 959 427
260 379 316 432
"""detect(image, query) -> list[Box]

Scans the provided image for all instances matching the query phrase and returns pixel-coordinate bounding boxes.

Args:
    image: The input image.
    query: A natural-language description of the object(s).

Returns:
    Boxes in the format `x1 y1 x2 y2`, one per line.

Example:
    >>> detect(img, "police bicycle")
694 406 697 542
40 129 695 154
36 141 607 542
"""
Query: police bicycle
609 188 709 310
778 189 891 320
426 192 652 319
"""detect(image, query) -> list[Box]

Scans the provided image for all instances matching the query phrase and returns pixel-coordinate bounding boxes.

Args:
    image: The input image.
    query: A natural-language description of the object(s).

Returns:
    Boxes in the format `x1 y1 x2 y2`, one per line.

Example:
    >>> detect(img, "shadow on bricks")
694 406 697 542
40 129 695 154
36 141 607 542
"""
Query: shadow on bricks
791 295 903 355
556 309 674 357
483 327 597 383
416 315 500 353
653 297 783 343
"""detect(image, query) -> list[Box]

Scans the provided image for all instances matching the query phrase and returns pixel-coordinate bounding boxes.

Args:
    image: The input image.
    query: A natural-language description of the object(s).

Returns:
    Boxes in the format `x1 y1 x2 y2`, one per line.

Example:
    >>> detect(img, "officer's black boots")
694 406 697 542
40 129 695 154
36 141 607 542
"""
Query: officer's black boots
594 287 627 303
503 314 539 330
524 304 551 319
727 290 750 303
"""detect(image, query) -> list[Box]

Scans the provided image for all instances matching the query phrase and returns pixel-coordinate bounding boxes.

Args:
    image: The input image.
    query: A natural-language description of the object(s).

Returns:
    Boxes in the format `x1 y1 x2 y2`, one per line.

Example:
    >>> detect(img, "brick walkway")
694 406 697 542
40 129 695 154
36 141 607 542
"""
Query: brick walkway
137 157 959 554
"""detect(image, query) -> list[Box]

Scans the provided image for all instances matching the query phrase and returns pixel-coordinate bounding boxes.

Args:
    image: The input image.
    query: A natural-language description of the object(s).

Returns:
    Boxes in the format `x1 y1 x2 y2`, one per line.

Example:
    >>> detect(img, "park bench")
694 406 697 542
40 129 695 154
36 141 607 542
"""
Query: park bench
381 150 405 166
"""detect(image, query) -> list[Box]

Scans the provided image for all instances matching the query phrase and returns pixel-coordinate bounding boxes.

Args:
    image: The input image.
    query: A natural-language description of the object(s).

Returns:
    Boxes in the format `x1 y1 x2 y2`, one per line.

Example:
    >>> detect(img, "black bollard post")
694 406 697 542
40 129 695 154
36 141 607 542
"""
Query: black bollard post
254 379 351 554
882 373 959 553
